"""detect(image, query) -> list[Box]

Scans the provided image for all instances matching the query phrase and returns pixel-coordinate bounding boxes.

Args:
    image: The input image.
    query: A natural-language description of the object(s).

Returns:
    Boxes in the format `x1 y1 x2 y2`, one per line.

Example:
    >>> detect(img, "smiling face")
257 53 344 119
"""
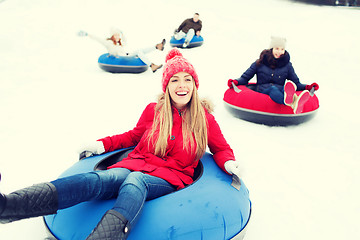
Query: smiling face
168 72 194 110
193 14 199 22
272 46 285 59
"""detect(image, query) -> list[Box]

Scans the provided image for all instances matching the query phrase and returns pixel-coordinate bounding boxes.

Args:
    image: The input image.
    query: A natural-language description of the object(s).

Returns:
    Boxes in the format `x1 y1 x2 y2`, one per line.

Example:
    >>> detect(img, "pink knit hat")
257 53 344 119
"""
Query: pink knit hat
162 48 199 92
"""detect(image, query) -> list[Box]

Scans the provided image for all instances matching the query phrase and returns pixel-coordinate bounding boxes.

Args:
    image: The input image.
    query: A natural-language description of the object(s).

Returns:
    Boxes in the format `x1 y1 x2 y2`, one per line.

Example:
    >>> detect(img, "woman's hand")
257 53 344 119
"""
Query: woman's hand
78 141 105 160
224 160 241 176
227 79 239 88
225 160 242 190
305 82 319 91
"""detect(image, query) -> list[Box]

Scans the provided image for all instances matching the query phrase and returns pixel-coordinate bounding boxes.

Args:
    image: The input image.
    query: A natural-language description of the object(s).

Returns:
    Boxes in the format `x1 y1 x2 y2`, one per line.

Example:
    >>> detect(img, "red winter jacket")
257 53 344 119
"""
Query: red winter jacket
99 103 234 189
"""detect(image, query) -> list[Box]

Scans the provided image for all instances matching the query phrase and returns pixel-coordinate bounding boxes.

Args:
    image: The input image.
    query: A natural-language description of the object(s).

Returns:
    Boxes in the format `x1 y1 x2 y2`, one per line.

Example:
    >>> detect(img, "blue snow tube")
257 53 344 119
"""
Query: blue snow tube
170 35 204 48
43 148 251 240
98 53 148 73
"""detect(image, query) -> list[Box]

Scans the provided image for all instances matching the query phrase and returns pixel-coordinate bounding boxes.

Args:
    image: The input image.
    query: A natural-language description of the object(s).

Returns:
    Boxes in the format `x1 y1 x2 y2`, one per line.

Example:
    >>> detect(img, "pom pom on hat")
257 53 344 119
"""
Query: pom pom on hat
269 36 287 49
162 48 199 92
165 48 183 62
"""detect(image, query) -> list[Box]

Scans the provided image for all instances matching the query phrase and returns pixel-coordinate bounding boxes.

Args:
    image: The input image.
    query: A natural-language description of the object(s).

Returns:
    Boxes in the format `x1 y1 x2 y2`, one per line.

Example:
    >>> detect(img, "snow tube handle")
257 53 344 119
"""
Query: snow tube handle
310 86 315 96
79 151 95 161
231 174 241 190
232 82 241 93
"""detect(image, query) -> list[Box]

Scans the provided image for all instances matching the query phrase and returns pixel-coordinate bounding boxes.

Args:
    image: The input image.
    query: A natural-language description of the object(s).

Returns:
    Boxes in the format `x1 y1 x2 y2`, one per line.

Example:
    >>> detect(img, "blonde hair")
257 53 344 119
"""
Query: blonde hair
147 82 212 161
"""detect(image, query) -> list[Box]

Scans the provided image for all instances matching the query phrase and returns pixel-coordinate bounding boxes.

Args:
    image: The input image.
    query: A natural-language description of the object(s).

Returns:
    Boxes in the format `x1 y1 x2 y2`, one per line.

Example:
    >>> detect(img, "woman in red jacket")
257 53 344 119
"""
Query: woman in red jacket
0 49 240 240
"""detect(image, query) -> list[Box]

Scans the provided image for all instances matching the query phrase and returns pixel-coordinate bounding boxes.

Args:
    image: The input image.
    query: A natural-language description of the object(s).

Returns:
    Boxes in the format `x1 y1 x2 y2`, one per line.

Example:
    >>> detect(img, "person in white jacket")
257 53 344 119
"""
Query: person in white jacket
79 28 165 73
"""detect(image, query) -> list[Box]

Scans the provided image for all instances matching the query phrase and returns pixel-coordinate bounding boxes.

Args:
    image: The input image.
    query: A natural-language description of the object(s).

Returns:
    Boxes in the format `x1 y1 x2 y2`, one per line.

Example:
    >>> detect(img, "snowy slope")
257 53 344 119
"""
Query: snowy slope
0 0 359 239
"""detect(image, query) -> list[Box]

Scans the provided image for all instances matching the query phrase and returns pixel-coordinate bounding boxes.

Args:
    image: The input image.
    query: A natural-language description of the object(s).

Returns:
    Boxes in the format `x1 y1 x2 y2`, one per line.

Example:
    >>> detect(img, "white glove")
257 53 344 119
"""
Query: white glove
224 160 241 176
78 30 88 37
78 141 105 160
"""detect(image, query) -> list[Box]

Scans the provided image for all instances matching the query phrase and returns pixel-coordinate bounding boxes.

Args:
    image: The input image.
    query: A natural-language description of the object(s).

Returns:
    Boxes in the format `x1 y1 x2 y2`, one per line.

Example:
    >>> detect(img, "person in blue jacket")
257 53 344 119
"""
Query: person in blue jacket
228 36 319 114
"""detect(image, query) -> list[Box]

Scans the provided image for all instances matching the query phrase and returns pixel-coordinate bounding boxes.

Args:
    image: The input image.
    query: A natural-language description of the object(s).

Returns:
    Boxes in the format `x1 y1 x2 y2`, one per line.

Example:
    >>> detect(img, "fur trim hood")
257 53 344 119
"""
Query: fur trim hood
201 98 214 114
257 49 290 69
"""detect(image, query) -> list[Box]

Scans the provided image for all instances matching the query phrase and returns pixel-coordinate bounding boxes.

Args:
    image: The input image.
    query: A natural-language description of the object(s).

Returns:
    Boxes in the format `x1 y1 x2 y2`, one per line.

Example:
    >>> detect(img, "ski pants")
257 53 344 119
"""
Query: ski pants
128 46 155 66
174 29 195 43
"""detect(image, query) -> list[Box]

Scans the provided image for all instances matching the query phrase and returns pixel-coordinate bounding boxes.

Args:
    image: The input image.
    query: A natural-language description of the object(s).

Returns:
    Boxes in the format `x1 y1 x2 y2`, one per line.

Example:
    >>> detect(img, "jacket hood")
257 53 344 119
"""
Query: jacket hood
201 98 214 114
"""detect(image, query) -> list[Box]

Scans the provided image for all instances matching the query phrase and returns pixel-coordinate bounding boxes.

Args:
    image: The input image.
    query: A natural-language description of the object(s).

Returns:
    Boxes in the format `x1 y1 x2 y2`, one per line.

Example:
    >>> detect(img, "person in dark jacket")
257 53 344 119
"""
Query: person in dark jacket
228 36 319 114
174 13 202 48
0 49 240 240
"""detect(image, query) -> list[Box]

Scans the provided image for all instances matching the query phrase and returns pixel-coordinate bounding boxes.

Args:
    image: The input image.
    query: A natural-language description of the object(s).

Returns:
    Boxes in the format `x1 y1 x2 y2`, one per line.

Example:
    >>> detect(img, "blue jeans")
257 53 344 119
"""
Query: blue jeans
260 85 285 104
51 168 176 225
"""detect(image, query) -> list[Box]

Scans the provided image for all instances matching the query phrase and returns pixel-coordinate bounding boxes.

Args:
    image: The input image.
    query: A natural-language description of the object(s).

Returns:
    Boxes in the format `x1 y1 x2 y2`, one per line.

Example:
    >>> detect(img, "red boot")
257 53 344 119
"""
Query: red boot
284 80 297 106
293 90 311 114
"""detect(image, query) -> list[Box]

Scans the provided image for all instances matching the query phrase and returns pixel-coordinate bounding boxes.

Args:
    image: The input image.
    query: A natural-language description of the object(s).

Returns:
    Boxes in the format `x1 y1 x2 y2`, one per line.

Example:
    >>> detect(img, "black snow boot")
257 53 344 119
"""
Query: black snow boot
86 209 131 240
0 182 58 224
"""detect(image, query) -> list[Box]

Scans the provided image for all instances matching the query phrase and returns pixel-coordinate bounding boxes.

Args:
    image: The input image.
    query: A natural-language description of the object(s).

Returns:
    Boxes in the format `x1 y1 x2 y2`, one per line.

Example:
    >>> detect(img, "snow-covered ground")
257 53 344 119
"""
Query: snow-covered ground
0 0 359 239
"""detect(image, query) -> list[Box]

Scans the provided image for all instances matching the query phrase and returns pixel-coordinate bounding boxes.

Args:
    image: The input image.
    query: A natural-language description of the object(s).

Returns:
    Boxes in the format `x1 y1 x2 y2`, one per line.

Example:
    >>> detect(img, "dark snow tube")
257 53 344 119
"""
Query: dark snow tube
223 84 319 126
170 35 204 48
98 53 148 73
43 148 251 240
